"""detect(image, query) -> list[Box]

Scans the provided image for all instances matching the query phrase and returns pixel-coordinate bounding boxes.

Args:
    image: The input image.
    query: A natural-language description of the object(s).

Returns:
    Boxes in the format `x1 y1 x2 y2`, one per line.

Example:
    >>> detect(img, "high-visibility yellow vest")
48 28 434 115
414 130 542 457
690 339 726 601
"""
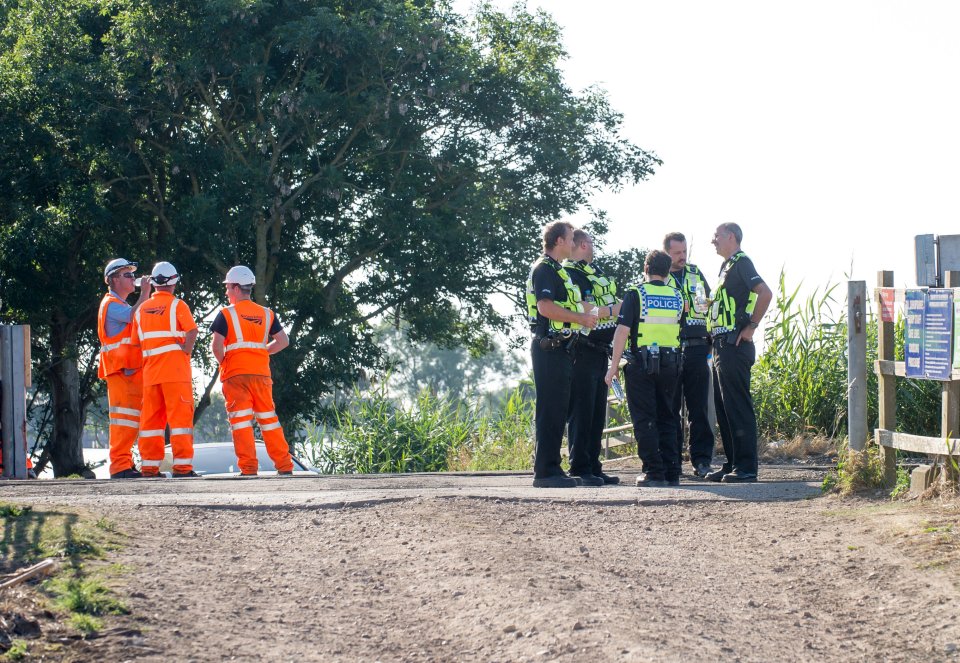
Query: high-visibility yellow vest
525 256 584 332
667 264 707 329
562 260 618 330
708 251 758 334
628 282 682 349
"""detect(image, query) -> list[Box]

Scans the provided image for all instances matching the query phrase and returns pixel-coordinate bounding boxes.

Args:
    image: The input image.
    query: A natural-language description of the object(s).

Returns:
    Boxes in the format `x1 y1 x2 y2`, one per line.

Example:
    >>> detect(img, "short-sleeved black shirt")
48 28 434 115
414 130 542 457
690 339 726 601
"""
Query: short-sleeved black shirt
718 252 764 331
565 263 615 345
529 256 571 336
616 284 650 352
211 308 283 337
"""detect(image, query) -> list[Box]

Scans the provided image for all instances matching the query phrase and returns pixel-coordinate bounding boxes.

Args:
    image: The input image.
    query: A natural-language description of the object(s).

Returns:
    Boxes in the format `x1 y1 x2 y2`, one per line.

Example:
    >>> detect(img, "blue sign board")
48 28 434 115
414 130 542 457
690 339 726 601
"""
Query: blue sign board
904 289 955 380
904 290 925 378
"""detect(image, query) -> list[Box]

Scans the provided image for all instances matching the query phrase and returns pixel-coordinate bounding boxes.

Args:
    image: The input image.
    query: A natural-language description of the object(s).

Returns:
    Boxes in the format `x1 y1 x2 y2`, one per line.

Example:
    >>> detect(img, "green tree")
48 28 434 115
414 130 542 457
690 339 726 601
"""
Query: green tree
1 0 659 471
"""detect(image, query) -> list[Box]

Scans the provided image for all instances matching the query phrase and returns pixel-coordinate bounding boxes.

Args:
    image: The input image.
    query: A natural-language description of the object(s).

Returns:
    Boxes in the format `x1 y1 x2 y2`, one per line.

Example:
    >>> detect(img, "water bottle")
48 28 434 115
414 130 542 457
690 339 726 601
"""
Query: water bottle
649 342 660 374
582 292 597 335
694 282 708 314
611 377 625 402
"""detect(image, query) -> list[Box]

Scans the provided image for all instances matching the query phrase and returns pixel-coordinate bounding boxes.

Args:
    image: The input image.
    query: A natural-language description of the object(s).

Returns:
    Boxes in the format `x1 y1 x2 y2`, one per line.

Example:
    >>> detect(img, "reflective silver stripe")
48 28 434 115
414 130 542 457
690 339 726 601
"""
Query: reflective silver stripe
225 306 244 345
638 317 679 325
169 427 193 436
231 420 253 431
109 406 141 416
100 341 122 353
227 408 255 419
172 457 193 464
141 344 183 357
261 306 271 345
225 341 267 351
141 459 162 467
135 307 143 341
140 330 186 340
259 422 282 431
139 429 166 438
254 411 277 420
110 418 140 428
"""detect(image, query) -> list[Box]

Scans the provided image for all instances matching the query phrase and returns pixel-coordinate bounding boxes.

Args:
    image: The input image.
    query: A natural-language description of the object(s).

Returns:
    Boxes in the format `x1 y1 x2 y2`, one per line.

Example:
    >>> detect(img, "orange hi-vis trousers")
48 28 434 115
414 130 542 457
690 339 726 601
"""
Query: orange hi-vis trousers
105 371 143 475
222 375 293 475
140 382 194 475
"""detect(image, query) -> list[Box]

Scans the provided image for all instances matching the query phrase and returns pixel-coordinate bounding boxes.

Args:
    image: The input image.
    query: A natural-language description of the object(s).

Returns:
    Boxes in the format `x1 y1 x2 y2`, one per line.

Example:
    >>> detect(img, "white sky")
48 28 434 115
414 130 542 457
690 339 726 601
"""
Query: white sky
460 0 960 306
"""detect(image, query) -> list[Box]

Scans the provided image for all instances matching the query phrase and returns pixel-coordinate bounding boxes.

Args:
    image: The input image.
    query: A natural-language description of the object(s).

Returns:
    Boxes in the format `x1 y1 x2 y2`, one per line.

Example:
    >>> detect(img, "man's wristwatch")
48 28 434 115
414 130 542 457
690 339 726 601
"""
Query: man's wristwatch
748 321 759 329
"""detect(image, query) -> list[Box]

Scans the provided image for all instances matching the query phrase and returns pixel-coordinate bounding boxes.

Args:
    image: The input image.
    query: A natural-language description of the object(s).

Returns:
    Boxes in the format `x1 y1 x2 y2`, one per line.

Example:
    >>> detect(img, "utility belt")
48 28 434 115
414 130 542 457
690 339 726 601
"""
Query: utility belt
624 346 679 375
534 328 579 353
577 334 612 355
713 330 754 348
680 337 709 349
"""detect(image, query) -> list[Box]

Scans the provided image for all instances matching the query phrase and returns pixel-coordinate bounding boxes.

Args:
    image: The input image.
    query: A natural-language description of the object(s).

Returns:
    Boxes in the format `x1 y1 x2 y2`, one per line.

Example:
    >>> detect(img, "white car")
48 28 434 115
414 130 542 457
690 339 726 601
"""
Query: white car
159 441 318 477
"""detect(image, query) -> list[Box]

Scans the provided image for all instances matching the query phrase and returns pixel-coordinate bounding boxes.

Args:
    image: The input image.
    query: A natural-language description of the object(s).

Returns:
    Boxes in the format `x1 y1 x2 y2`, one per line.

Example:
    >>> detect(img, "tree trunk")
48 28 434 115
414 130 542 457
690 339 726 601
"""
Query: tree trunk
46 330 90 478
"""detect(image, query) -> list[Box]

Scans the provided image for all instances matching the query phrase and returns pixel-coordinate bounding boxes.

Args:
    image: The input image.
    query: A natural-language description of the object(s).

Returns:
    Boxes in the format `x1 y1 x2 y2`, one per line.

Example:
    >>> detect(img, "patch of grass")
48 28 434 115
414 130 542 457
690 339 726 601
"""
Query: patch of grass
822 442 891 496
3 640 28 661
67 613 103 634
847 545 862 551
891 467 911 500
45 576 128 617
94 517 119 534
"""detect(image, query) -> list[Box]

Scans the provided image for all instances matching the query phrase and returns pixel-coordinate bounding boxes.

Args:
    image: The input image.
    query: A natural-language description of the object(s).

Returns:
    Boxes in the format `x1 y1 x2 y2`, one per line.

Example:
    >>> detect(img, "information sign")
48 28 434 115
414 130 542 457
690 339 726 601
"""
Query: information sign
903 289 955 380
904 290 925 378
923 289 954 380
879 288 896 323
954 298 960 370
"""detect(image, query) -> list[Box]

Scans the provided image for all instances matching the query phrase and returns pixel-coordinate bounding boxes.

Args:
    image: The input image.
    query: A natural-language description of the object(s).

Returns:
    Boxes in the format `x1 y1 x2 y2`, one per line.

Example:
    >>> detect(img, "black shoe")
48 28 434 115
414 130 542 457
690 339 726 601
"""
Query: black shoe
277 470 293 476
635 473 668 487
705 467 730 483
721 470 758 483
666 476 680 487
172 470 201 478
693 463 712 478
110 468 143 479
239 472 258 477
532 475 578 488
596 472 621 485
570 473 604 487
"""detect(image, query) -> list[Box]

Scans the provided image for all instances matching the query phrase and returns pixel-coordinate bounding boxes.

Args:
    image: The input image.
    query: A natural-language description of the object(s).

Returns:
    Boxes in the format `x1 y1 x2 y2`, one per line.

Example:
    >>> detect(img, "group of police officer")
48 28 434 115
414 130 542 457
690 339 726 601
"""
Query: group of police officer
526 221 772 488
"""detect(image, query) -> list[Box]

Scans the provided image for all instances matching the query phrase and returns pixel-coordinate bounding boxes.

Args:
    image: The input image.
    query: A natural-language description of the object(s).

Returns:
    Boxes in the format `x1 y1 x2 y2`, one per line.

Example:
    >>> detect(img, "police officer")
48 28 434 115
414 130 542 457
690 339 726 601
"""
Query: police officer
526 222 598 488
563 230 622 486
664 232 714 478
604 250 684 487
704 223 772 483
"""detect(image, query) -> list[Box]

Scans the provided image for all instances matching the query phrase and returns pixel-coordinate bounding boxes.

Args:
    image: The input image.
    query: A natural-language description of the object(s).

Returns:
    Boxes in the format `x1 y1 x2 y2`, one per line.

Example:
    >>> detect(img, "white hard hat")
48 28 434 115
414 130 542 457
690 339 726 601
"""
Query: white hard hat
150 261 180 286
223 265 256 286
104 258 137 283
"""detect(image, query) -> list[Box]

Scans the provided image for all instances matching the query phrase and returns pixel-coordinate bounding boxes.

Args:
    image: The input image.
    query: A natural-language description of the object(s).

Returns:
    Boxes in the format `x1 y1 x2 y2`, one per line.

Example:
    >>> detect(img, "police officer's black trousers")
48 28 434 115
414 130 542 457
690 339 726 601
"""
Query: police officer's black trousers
566 344 609 476
624 360 679 480
531 339 574 479
673 343 715 469
713 338 758 475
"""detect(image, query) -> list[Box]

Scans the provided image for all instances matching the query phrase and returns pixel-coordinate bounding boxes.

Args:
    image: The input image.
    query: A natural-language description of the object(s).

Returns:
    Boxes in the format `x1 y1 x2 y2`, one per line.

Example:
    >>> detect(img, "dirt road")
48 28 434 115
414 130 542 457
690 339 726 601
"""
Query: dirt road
4 467 960 662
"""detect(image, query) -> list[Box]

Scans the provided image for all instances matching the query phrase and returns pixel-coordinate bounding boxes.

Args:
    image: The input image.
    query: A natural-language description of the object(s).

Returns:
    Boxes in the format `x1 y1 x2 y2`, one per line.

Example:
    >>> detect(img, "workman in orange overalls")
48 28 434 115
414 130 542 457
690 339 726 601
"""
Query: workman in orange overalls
210 265 294 476
98 258 152 478
130 262 199 478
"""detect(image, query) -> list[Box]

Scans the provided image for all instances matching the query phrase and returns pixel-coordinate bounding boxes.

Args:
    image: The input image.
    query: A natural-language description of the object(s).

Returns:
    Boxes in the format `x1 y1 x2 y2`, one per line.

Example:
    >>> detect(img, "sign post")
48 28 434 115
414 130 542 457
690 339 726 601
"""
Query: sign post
0 325 30 479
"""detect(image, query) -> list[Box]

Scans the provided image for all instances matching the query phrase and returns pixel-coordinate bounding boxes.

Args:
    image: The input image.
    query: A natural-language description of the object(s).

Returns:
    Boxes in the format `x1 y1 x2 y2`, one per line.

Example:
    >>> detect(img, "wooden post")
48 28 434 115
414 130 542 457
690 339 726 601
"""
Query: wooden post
944 272 960 443
877 271 897 484
0 325 30 479
848 281 868 452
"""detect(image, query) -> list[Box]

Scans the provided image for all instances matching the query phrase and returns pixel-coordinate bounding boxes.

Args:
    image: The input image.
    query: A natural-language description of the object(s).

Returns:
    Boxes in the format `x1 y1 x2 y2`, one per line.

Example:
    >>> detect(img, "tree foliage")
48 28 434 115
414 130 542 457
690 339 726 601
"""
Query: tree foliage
0 0 659 471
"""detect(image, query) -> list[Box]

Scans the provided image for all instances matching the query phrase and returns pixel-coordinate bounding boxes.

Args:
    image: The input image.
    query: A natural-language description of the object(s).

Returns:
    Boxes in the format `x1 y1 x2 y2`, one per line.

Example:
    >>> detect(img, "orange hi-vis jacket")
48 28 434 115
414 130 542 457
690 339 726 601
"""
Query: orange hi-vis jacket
132 291 197 386
97 292 141 379
220 300 276 381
